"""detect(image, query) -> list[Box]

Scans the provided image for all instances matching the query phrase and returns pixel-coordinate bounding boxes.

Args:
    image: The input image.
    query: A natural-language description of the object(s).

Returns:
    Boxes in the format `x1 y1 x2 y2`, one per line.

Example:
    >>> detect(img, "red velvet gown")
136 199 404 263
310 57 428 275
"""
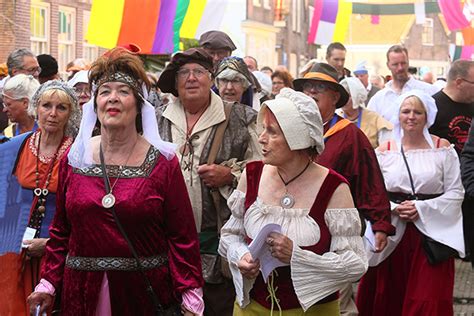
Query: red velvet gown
317 115 395 235
41 147 203 315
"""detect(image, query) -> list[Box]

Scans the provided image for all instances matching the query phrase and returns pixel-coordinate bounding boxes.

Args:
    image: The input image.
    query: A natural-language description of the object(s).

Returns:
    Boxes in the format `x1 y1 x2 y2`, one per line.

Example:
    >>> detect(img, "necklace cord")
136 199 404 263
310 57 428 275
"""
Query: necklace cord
99 137 139 194
277 160 311 186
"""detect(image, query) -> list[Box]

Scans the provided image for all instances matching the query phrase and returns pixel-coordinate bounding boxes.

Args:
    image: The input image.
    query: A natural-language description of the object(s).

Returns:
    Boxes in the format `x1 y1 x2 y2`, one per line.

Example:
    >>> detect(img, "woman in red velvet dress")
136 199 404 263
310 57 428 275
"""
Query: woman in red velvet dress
218 88 368 315
28 48 204 315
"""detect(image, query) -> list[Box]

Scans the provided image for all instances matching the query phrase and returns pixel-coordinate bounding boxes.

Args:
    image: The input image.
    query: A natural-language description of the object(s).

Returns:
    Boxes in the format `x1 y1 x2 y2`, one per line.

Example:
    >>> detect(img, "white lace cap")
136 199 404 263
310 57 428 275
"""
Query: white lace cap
389 89 438 149
340 77 367 109
258 87 324 154
68 85 176 169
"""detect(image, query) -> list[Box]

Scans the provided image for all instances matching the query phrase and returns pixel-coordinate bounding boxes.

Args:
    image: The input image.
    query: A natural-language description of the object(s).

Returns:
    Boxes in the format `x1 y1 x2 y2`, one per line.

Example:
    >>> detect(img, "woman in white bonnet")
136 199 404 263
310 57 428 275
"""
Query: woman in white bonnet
339 77 392 148
219 88 367 315
356 90 465 316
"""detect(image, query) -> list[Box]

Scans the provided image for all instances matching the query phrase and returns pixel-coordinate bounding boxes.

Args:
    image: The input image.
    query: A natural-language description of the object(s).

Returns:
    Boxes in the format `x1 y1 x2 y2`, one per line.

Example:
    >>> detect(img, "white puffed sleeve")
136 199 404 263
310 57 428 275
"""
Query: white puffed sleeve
290 208 368 311
218 190 255 307
414 147 465 257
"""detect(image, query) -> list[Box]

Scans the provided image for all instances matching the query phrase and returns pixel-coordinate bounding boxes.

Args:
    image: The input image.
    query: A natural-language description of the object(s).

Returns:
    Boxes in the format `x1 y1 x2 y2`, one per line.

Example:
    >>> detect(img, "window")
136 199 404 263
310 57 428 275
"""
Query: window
263 0 271 10
292 0 302 33
422 18 434 46
58 6 76 72
83 11 99 64
30 3 50 54
253 0 261 7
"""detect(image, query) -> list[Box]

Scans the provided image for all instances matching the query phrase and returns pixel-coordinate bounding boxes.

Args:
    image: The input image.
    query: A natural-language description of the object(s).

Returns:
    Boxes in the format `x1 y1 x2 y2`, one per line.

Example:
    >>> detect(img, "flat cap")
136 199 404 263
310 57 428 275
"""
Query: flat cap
199 30 236 51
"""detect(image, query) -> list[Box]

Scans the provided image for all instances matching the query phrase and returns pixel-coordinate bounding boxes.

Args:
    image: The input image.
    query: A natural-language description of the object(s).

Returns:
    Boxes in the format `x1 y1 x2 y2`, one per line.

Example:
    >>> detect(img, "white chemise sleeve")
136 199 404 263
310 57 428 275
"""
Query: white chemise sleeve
218 190 255 307
414 147 465 257
290 207 368 311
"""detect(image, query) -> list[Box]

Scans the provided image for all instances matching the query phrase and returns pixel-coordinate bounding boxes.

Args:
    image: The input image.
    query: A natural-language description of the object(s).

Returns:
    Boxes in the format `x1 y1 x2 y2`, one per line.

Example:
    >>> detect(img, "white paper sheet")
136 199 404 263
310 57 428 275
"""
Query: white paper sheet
248 223 289 283
364 220 376 252
22 227 37 248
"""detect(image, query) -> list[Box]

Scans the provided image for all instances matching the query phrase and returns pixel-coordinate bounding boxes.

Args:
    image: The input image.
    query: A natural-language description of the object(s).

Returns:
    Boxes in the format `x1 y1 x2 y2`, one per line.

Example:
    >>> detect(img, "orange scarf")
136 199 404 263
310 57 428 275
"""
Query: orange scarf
324 118 352 140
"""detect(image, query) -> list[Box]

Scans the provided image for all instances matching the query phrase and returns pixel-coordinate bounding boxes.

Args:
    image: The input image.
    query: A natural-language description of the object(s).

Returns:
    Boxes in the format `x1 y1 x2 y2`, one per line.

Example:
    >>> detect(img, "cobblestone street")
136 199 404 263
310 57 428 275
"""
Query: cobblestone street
454 259 474 315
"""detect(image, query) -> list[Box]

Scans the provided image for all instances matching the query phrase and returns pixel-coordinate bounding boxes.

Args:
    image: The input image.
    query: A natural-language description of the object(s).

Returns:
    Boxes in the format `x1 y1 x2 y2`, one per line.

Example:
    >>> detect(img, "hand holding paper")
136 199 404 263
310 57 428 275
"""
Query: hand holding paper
248 223 289 282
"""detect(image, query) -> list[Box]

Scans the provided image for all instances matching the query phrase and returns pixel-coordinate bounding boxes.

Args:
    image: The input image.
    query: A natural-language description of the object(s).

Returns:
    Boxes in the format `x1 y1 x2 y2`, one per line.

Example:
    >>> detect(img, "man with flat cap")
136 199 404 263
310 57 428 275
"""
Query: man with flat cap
199 30 237 69
294 62 395 315
156 47 261 316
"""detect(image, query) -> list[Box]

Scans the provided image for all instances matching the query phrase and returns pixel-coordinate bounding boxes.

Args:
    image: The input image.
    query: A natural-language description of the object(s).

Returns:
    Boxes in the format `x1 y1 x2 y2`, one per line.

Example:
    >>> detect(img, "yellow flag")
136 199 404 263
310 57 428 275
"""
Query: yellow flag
333 1 352 43
86 0 125 48
180 0 207 39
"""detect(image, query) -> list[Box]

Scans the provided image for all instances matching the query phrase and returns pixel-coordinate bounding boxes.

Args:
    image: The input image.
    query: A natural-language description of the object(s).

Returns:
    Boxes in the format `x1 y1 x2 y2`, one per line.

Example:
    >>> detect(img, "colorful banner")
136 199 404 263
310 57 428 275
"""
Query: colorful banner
86 0 225 54
351 2 440 15
307 0 343 45
438 0 470 31
450 44 474 61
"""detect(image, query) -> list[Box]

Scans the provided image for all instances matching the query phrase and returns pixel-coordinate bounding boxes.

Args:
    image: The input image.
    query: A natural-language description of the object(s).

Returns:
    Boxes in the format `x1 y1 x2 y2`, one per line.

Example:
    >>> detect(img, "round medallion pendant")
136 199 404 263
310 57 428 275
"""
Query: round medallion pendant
102 193 116 209
280 193 295 208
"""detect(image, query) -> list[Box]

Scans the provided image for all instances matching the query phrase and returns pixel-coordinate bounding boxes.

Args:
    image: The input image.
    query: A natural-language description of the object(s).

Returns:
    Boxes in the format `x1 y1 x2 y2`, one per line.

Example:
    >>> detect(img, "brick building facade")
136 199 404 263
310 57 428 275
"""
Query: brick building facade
0 0 103 76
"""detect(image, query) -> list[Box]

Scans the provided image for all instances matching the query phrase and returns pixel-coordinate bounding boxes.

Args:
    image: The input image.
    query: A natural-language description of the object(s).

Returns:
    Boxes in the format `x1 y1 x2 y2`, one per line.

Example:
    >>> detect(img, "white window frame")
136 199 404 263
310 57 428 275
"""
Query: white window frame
83 10 99 64
422 18 434 46
253 0 262 7
58 6 76 72
263 0 271 10
292 0 302 32
30 2 50 55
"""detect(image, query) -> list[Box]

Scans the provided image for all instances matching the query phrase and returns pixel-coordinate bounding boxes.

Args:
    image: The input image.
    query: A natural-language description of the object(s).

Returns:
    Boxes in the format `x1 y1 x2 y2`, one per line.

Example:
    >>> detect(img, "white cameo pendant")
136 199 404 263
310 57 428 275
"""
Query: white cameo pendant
280 193 295 208
102 193 116 209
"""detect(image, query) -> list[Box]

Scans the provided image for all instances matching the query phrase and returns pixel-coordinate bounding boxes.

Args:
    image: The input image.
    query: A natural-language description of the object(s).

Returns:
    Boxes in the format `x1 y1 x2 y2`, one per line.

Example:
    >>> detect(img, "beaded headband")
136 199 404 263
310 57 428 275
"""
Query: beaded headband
95 72 142 95
31 80 79 110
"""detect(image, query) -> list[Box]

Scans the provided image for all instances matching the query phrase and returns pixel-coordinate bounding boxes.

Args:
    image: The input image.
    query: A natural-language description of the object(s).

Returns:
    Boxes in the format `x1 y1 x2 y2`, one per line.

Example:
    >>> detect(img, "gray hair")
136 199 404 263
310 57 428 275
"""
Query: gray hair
447 59 474 82
2 74 40 104
7 48 36 76
216 68 251 90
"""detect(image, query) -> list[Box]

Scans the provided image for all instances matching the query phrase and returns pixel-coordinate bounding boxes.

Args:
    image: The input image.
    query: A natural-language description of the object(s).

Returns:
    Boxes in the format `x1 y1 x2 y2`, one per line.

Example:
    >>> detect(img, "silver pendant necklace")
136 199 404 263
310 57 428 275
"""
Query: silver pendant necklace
277 161 311 208
100 138 138 209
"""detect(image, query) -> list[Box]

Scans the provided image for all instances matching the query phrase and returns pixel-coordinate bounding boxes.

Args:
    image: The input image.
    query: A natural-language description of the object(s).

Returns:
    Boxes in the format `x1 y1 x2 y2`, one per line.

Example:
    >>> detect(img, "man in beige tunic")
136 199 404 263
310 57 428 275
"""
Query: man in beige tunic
156 48 261 316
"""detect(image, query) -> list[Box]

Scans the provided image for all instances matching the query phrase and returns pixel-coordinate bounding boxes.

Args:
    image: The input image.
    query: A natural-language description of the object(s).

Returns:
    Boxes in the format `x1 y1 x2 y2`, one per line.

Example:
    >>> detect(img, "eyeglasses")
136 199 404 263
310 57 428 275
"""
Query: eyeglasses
272 81 285 85
203 48 230 59
302 82 334 93
461 78 474 84
177 68 209 80
217 78 243 87
73 87 91 95
20 66 41 75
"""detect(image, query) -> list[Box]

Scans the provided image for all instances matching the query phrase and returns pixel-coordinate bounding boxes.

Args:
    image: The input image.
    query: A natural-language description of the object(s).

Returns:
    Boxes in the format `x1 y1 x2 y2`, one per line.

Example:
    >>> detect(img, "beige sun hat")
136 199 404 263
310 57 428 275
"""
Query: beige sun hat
258 87 324 154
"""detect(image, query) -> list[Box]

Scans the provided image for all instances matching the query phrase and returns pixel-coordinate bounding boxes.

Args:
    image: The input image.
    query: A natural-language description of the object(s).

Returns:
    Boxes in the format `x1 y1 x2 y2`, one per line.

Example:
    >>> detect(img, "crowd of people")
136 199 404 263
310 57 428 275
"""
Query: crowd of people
0 30 473 316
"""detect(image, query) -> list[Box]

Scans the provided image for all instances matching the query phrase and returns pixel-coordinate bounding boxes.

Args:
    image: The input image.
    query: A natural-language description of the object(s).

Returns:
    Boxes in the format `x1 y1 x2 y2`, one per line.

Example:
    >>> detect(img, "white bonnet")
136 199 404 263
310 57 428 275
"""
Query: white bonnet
67 70 89 88
390 89 438 148
258 87 324 154
340 77 367 109
252 71 272 96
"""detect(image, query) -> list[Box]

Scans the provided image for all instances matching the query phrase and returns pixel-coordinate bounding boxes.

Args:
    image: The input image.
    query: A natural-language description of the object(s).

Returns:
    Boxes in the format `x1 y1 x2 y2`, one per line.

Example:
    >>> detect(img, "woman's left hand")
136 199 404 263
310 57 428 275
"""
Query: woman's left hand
267 232 293 264
23 238 48 257
397 201 419 222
